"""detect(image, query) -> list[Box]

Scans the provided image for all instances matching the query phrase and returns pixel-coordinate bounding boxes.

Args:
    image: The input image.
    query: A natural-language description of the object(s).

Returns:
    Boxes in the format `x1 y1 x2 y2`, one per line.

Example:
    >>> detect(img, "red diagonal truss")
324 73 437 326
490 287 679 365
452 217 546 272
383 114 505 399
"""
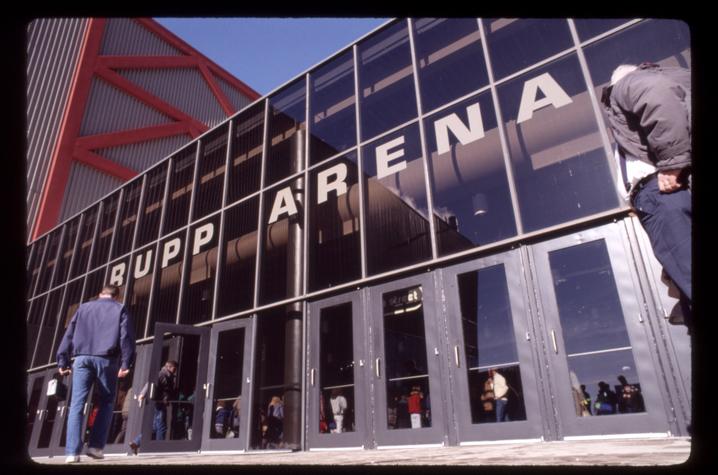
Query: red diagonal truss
32 18 261 240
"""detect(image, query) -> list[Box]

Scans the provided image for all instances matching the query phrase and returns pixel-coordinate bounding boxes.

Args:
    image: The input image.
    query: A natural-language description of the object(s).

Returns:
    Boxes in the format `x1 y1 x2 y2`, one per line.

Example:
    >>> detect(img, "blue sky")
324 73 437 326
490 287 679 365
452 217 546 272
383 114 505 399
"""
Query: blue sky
155 18 390 96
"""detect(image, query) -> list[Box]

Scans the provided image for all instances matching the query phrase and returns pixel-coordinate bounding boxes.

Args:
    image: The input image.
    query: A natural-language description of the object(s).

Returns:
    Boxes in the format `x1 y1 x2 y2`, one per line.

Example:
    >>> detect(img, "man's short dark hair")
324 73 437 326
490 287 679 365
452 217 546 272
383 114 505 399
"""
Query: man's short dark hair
166 360 179 368
101 285 120 297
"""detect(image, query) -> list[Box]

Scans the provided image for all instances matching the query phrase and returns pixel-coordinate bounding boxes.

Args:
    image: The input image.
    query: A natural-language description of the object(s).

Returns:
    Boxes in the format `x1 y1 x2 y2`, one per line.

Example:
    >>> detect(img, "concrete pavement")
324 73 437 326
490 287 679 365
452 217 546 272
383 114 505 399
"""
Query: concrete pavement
30 436 692 467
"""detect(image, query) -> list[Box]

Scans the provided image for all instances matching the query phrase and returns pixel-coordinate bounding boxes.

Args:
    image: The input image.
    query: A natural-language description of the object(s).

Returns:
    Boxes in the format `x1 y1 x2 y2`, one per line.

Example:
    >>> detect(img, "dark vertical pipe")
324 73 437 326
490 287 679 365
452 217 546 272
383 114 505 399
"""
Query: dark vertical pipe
283 128 304 449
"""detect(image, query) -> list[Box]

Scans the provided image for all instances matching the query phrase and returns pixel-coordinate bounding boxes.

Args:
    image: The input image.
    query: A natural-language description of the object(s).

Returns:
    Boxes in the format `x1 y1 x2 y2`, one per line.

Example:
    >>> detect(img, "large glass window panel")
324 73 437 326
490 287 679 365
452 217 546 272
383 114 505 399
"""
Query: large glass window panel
457 266 527 424
308 152 361 291
26 376 45 446
583 19 691 106
362 124 432 276
180 215 220 325
425 92 516 256
106 366 136 444
573 18 634 42
126 244 155 339
210 327 245 439
483 18 573 80
193 124 229 221
37 229 62 294
163 145 197 235
318 303 356 434
549 240 646 416
26 295 46 367
91 192 120 270
358 20 418 141
259 181 302 305
149 231 185 327
136 165 168 247
383 286 432 430
112 179 143 260
32 288 63 367
497 54 618 232
54 218 81 287
72 205 99 279
266 80 307 185
107 257 128 302
53 279 83 360
217 198 259 317
309 50 357 165
413 18 489 113
250 308 291 449
27 237 47 299
83 267 106 301
227 103 265 204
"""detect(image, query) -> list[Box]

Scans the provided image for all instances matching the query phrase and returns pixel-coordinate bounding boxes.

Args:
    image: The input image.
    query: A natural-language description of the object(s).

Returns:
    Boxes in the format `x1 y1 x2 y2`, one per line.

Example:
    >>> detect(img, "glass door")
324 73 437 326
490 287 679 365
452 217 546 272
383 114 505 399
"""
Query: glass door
530 222 671 438
200 317 255 452
368 273 448 447
441 250 545 443
138 323 210 453
27 369 72 457
307 291 368 449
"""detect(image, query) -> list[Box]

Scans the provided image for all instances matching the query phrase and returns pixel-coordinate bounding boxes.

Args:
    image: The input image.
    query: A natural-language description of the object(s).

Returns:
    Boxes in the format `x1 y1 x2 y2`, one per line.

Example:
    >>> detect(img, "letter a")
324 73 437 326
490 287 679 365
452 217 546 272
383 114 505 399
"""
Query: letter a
268 187 299 224
516 72 573 124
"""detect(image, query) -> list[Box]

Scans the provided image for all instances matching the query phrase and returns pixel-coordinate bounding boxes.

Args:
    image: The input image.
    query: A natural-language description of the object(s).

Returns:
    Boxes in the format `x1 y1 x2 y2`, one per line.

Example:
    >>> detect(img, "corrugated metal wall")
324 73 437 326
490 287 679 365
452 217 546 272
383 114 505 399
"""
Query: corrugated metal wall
98 134 192 172
59 162 124 222
26 18 89 240
117 68 227 127
80 76 173 136
100 18 183 56
216 74 254 112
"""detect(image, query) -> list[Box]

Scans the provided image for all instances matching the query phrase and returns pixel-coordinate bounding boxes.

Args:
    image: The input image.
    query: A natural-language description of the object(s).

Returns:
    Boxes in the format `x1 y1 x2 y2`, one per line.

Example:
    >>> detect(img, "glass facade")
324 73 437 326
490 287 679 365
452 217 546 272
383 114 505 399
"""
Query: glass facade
26 17 691 454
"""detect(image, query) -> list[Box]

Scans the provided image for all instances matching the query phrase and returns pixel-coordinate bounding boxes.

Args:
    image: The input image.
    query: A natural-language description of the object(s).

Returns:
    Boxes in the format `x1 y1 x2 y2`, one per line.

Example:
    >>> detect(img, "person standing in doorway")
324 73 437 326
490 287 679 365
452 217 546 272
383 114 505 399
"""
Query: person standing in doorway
601 62 692 330
329 388 348 433
489 368 510 422
408 386 424 429
56 285 135 464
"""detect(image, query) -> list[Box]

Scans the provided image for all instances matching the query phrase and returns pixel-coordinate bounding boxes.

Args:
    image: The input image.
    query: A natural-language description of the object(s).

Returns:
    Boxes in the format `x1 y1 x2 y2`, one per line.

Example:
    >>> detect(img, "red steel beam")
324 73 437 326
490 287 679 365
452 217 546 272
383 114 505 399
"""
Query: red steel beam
75 122 194 149
32 19 107 240
97 55 199 69
73 148 139 181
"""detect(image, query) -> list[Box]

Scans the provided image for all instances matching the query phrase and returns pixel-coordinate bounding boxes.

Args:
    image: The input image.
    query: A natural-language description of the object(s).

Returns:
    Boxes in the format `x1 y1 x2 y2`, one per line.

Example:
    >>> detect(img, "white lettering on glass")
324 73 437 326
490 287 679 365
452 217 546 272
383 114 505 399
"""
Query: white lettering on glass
162 238 181 268
376 136 407 180
193 222 214 255
268 187 299 224
434 103 485 155
516 72 573 124
317 163 349 204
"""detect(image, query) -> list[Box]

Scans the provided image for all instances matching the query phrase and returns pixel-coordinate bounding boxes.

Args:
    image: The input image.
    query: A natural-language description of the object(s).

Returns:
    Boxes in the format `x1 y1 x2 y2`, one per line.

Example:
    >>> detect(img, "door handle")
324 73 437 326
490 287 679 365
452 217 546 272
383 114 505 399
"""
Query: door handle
454 345 461 368
37 409 45 422
149 382 155 400
310 368 316 387
83 403 89 416
59 406 66 418
550 330 559 354
375 357 382 379
204 383 212 400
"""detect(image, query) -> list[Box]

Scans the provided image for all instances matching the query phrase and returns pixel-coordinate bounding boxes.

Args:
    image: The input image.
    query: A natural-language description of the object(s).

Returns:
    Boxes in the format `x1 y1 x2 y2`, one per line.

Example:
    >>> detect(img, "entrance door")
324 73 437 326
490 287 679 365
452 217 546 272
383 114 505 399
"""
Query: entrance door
441 250 544 443
307 291 368 449
368 273 447 447
530 223 670 438
200 317 255 452
138 323 210 453
27 369 73 457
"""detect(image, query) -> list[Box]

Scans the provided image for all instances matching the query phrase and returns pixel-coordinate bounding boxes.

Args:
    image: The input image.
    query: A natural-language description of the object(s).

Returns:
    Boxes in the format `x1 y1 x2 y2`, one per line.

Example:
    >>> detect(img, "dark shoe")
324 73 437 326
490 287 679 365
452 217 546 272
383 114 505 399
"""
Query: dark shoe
668 302 685 325
129 442 139 455
86 447 104 459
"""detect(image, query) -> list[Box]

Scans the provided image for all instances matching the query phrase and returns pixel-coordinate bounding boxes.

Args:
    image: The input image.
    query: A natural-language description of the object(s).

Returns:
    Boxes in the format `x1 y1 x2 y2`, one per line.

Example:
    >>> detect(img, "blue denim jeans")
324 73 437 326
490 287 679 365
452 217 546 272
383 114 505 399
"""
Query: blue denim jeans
153 403 168 440
495 398 510 422
65 355 119 456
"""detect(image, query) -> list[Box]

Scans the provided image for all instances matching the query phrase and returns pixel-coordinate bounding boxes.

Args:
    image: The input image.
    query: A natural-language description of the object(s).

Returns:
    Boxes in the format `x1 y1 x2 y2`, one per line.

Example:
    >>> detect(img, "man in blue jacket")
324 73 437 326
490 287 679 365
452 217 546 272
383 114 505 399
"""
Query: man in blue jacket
56 284 135 463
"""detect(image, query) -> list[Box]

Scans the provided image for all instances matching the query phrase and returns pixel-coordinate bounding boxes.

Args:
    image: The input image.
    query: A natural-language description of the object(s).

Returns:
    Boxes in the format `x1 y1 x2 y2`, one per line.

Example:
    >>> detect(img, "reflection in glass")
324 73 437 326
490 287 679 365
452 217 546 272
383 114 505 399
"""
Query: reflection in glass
163 145 197 235
91 193 120 270
54 217 81 287
425 92 516 255
383 286 431 430
227 103 264 204
136 165 167 247
210 328 245 439
26 376 45 446
362 125 432 275
266 80 306 185
308 153 361 291
33 288 63 367
83 267 106 301
149 232 184 328
413 18 489 113
483 18 573 80
180 215 220 325
217 198 259 317
106 367 135 444
112 179 143 260
549 239 645 417
358 20 417 141
37 229 62 294
73 206 99 278
27 236 47 298
318 303 356 434
126 245 154 339
309 50 357 165
497 54 618 232
54 279 83 358
26 295 47 366
458 266 526 423
193 124 229 221
573 18 633 41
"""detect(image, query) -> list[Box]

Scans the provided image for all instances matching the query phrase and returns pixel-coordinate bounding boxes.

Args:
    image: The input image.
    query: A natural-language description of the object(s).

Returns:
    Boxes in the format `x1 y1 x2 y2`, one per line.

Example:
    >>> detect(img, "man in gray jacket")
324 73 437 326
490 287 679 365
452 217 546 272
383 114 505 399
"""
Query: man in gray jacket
601 62 691 329
56 284 135 463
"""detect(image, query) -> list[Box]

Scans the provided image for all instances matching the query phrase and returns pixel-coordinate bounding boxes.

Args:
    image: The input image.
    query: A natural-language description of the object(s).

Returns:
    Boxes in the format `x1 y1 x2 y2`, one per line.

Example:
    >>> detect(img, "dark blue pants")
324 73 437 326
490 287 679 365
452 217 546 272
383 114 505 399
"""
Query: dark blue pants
632 177 692 319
